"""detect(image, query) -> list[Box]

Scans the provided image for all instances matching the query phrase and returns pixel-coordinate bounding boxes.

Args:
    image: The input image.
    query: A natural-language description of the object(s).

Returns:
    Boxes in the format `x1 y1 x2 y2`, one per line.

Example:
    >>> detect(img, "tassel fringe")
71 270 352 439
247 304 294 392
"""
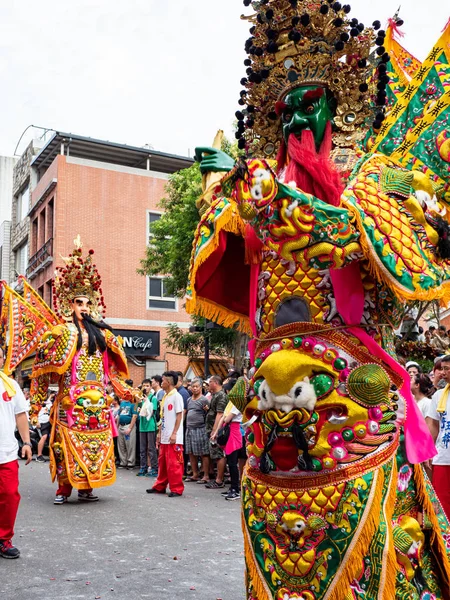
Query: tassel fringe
378 457 399 600
242 512 272 600
414 464 450 592
325 462 394 599
187 202 252 335
243 460 399 600
186 297 252 336
347 202 450 303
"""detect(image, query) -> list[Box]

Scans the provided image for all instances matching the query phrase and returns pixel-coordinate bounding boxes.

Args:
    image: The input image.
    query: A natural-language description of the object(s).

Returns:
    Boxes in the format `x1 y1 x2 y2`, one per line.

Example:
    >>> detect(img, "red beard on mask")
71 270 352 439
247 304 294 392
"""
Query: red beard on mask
276 122 344 207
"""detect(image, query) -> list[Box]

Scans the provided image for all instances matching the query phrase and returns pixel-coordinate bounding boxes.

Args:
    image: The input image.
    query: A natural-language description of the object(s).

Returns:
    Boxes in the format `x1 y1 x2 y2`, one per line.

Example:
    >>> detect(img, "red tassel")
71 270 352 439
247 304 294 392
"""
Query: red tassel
245 224 264 265
388 17 405 38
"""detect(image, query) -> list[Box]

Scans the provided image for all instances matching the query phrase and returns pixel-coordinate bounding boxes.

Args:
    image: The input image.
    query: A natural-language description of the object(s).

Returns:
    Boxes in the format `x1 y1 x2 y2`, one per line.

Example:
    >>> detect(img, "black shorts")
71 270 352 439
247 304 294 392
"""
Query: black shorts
40 422 51 437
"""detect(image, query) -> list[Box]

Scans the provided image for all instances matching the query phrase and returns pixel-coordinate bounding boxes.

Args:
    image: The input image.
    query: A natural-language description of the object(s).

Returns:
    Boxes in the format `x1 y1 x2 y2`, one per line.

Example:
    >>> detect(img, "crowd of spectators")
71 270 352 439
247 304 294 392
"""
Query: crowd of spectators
110 369 246 501
405 348 450 517
13 323 450 514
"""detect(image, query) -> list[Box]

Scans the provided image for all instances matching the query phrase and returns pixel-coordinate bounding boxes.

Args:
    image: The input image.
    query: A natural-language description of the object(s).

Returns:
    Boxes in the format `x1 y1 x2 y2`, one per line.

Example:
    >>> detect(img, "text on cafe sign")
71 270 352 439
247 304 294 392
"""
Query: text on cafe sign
115 329 160 357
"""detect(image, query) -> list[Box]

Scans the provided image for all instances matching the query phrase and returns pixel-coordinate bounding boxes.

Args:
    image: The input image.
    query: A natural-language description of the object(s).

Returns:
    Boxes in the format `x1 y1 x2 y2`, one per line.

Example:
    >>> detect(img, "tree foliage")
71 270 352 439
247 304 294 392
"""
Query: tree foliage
138 162 202 297
138 137 245 361
165 316 237 361
138 136 242 299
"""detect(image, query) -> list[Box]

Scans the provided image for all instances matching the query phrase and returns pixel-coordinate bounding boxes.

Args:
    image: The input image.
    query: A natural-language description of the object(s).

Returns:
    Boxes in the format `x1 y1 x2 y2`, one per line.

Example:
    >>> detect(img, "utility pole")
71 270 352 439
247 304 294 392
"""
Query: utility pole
204 321 210 378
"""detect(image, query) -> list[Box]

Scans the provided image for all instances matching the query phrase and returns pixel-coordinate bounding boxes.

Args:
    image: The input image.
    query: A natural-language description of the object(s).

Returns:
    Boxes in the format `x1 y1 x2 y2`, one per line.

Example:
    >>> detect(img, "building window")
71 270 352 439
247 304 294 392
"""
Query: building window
148 277 177 310
147 211 162 243
16 184 30 222
14 242 28 277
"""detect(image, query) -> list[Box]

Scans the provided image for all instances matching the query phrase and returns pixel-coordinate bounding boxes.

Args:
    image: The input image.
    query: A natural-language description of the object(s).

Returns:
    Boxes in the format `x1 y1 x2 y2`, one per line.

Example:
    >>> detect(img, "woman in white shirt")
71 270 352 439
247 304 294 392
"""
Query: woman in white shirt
411 373 433 417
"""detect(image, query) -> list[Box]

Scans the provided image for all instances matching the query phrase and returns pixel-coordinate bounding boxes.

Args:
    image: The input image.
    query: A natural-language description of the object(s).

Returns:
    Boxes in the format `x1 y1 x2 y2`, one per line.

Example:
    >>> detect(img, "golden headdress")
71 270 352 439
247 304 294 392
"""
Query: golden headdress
53 235 106 321
236 0 387 156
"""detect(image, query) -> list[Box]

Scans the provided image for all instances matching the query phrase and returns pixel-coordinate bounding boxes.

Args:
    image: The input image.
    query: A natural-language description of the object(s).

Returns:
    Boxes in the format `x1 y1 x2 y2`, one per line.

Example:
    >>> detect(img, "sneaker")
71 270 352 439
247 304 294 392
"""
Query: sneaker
225 490 241 501
146 469 158 477
221 489 231 496
0 540 20 559
136 469 147 477
78 491 99 502
35 455 46 463
54 494 68 505
168 492 182 498
205 480 224 489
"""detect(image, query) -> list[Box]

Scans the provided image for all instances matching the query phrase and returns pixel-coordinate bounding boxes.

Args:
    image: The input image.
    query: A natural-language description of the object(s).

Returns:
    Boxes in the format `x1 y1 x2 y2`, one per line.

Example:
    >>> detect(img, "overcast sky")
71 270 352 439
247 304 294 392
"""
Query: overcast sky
0 0 448 159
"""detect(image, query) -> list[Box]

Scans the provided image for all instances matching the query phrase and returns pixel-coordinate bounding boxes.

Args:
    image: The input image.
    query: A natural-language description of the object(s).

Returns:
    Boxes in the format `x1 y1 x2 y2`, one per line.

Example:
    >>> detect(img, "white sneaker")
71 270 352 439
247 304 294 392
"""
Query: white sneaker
54 495 67 505
78 491 99 502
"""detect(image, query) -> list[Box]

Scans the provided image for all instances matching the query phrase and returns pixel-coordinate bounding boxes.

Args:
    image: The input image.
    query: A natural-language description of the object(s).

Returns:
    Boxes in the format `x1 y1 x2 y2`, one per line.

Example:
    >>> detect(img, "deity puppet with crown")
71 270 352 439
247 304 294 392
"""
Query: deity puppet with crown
0 237 135 504
187 1 450 598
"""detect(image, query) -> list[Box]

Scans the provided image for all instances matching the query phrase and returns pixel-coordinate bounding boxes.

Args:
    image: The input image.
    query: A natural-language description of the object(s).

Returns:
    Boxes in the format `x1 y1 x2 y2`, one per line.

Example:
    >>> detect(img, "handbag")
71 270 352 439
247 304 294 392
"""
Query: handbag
216 423 231 447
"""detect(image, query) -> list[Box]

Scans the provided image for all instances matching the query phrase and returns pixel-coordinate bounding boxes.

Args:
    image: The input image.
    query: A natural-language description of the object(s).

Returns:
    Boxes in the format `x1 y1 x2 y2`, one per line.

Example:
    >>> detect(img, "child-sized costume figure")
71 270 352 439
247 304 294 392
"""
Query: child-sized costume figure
187 2 450 598
1 237 135 504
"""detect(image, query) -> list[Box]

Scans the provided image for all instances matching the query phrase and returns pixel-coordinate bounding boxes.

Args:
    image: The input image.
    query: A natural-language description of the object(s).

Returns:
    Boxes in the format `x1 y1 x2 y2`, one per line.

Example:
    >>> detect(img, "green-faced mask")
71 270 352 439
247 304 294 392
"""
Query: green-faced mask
280 86 335 150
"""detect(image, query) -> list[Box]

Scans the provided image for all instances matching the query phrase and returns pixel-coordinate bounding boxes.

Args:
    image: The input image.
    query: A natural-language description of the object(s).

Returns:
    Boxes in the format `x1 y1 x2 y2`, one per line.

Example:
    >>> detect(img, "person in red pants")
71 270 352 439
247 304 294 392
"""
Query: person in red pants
0 347 33 559
426 354 450 518
146 371 184 497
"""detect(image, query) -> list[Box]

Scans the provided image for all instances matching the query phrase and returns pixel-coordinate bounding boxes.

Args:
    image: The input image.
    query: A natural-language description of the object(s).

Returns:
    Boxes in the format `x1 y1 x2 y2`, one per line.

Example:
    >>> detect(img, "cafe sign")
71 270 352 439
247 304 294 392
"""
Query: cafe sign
115 329 160 357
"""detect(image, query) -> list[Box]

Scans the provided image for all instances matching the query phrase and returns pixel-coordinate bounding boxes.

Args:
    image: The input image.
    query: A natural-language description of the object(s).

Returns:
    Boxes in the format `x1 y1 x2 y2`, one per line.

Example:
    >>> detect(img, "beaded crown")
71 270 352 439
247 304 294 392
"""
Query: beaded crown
53 235 106 321
237 0 386 156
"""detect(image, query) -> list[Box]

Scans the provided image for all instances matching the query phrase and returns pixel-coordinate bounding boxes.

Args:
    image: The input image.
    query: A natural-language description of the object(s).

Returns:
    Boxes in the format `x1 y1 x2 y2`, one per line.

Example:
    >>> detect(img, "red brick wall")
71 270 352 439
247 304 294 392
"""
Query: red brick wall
29 155 190 374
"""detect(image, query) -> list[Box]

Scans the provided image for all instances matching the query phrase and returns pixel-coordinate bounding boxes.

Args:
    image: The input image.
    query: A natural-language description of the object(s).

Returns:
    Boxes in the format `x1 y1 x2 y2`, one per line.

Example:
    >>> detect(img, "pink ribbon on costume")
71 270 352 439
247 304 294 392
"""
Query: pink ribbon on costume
330 263 437 464
66 349 82 427
71 350 81 389
102 351 110 386
110 408 118 437
103 350 118 437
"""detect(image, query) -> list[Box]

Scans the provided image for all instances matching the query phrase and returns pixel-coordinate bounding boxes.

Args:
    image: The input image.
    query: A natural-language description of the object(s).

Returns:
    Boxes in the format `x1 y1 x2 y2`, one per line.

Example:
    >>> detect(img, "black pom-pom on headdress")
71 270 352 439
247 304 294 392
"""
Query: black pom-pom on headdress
300 13 311 26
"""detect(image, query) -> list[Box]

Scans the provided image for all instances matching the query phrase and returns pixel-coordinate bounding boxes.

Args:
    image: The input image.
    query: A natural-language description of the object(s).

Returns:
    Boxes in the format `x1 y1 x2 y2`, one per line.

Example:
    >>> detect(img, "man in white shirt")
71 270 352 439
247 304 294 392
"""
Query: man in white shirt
425 354 450 518
0 346 32 558
146 371 184 497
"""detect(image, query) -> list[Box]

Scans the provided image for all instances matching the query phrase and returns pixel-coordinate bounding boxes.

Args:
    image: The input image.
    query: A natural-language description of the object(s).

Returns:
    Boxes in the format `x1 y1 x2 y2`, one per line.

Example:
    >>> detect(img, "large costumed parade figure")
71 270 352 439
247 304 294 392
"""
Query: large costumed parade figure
187 2 450 598
0 237 134 504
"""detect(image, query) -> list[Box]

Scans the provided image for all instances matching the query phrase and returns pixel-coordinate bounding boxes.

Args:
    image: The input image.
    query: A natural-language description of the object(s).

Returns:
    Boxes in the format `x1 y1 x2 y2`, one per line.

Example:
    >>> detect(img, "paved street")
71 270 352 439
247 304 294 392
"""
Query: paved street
1 460 245 600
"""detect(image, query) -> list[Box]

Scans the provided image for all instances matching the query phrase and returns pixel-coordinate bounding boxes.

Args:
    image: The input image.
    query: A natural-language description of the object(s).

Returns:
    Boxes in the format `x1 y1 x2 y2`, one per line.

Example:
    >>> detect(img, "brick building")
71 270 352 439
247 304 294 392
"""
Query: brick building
21 131 193 383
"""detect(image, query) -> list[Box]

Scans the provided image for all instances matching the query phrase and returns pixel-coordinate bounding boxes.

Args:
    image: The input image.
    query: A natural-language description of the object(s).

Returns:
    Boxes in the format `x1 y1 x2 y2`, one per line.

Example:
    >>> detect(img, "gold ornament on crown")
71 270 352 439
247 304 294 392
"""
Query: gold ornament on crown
53 235 106 321
240 0 376 156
